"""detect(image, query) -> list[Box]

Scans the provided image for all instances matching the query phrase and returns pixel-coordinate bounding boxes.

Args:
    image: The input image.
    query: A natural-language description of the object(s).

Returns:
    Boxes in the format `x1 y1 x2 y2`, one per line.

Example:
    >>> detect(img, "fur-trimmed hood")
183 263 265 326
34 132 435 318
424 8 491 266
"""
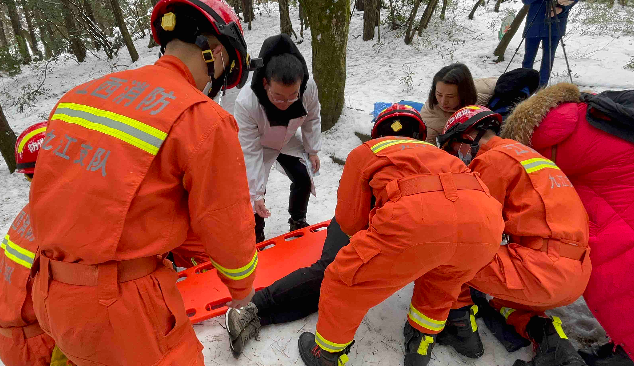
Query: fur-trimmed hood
500 83 581 145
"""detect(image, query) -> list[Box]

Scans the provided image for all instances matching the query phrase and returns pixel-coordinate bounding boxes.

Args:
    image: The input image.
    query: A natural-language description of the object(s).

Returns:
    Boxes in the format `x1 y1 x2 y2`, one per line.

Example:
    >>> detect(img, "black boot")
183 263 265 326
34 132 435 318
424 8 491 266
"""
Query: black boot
515 316 588 366
289 217 309 232
579 343 634 366
436 305 484 358
476 300 531 352
298 332 354 366
404 321 437 366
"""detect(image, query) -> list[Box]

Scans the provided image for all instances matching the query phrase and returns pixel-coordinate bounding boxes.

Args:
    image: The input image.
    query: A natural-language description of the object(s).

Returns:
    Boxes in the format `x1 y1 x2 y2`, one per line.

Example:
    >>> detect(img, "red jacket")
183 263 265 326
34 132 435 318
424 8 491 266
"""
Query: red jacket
502 83 634 357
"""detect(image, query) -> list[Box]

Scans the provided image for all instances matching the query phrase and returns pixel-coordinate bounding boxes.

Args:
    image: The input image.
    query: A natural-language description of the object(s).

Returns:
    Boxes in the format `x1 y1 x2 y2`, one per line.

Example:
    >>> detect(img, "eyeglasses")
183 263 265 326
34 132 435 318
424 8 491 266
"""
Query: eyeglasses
266 88 299 104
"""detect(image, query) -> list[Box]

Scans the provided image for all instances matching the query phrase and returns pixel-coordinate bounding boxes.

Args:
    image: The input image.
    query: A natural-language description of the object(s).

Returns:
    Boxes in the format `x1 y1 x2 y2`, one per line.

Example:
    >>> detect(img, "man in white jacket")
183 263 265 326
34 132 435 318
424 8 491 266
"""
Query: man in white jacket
234 34 322 242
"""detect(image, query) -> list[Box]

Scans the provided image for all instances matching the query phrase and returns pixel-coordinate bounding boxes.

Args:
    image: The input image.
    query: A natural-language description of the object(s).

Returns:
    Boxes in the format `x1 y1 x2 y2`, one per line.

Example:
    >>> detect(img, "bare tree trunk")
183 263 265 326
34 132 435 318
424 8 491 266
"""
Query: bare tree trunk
404 0 422 44
355 0 364 11
241 0 254 29
20 0 42 59
110 0 139 62
299 2 304 38
279 0 296 38
60 0 86 62
32 10 52 58
300 0 351 131
494 4 528 61
494 0 503 12
388 0 397 29
0 11 7 47
468 0 483 19
362 0 377 40
148 0 160 47
440 0 448 20
0 104 17 173
3 0 30 63
417 0 439 35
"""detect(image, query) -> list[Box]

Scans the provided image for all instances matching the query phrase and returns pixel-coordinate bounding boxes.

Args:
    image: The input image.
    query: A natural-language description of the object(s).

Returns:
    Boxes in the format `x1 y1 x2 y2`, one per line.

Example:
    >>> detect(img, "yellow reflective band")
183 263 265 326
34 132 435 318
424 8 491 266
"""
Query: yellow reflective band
209 252 258 281
500 307 516 320
470 305 479 332
315 331 353 353
1 235 35 269
370 139 433 153
52 102 168 155
17 127 47 154
417 335 434 356
552 316 568 339
520 157 561 174
408 304 446 332
338 354 349 366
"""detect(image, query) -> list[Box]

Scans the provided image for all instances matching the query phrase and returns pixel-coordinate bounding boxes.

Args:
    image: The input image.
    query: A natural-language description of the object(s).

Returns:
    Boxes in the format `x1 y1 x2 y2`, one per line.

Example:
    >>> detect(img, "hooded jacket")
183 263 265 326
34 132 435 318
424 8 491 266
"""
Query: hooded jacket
420 77 497 145
234 35 321 206
502 83 634 359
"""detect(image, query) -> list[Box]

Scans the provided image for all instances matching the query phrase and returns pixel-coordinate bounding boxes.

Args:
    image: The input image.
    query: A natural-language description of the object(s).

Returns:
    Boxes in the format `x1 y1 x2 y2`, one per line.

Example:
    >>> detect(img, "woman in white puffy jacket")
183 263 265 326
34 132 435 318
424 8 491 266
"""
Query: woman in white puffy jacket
234 34 321 242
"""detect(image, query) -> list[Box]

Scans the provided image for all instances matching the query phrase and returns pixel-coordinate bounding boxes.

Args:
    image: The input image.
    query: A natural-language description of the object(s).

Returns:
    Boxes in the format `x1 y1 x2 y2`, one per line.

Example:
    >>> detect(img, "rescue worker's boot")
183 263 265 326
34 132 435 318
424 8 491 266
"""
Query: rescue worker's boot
403 321 437 366
578 342 634 366
436 305 484 358
476 299 531 352
226 303 261 357
298 332 354 366
289 217 310 232
513 316 588 366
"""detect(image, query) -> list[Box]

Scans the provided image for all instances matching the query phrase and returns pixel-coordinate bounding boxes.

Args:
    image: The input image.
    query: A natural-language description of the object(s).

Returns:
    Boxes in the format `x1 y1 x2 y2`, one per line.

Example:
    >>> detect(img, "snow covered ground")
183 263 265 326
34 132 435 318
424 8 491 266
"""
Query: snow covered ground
1 0 632 364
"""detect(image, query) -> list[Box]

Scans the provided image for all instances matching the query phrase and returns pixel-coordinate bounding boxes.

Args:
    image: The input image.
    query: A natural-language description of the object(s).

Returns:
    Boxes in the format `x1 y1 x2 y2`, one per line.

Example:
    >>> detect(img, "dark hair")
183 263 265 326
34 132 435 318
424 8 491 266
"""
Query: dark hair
428 63 478 108
264 53 304 86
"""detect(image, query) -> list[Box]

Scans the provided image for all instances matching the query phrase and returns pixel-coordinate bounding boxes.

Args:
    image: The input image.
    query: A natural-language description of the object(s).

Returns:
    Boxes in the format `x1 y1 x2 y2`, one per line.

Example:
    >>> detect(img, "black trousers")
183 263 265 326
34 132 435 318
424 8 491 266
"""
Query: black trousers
255 153 312 238
251 217 350 325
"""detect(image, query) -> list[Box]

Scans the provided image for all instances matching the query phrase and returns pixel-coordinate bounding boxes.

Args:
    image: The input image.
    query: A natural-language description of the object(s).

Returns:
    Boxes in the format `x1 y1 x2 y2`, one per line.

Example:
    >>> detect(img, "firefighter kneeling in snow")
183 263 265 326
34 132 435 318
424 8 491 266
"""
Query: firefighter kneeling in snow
436 106 592 366
298 105 505 366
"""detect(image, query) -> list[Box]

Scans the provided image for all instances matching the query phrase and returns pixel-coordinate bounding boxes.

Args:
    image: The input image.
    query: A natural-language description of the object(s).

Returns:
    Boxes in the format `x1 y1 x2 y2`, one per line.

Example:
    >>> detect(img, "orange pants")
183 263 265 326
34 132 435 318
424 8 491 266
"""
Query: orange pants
315 189 504 350
455 242 592 338
33 263 204 366
0 329 55 366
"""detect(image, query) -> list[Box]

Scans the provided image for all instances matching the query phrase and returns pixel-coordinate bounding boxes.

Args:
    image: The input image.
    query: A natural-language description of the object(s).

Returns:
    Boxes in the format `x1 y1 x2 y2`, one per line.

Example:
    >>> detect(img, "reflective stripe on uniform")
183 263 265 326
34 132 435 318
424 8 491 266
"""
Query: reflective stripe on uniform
315 331 353 353
500 307 516 320
1 235 35 269
520 157 560 174
408 304 446 332
209 252 258 281
52 102 168 155
17 127 47 154
552 316 568 339
417 335 435 356
370 139 434 153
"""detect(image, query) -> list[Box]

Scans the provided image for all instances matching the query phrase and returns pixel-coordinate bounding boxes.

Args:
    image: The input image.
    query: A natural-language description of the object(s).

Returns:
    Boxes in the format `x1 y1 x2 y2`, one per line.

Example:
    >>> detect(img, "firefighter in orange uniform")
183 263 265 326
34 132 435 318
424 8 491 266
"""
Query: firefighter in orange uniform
297 104 505 366
28 1 260 365
0 123 70 366
436 106 591 366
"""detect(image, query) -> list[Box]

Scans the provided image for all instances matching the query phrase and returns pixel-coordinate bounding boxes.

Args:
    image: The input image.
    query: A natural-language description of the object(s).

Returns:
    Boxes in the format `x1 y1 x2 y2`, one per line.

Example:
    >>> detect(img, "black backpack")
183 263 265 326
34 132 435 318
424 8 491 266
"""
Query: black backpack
487 68 540 121
581 90 634 145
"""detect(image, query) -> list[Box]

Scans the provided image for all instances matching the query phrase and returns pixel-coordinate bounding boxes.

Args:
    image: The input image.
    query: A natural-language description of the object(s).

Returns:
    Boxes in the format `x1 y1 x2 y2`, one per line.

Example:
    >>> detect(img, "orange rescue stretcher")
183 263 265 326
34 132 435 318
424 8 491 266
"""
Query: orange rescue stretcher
177 220 330 324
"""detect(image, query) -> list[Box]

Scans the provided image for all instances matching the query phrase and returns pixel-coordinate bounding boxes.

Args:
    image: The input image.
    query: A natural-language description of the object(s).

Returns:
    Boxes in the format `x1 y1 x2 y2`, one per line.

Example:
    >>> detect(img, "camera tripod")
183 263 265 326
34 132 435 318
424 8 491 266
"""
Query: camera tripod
504 0 574 85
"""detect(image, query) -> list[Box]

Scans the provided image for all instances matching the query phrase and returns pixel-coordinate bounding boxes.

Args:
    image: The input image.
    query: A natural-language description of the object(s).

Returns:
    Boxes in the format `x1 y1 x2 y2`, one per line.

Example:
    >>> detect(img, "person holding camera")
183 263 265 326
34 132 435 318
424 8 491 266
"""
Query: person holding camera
522 0 577 87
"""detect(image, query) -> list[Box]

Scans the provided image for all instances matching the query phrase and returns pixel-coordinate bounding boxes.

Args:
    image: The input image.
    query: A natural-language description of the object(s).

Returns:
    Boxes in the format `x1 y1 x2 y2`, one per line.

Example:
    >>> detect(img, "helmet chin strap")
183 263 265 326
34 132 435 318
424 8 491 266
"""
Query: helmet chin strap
457 129 486 165
195 34 228 100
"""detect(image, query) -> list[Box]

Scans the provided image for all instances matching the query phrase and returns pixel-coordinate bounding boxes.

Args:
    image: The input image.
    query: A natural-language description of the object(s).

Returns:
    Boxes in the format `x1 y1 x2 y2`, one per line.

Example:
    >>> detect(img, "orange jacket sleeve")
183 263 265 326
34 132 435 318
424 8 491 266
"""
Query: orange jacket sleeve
182 105 257 300
335 144 377 236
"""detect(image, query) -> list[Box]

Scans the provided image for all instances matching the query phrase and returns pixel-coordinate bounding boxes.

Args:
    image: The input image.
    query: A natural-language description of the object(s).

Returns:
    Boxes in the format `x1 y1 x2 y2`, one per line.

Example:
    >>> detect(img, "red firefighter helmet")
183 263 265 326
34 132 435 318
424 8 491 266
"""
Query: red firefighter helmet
371 103 427 141
15 122 47 174
151 0 256 89
436 105 502 149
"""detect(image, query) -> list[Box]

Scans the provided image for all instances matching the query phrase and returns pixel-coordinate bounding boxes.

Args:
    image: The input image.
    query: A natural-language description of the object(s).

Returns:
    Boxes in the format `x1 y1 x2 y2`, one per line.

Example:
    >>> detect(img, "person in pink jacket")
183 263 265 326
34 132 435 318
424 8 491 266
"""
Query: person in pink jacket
502 83 634 366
